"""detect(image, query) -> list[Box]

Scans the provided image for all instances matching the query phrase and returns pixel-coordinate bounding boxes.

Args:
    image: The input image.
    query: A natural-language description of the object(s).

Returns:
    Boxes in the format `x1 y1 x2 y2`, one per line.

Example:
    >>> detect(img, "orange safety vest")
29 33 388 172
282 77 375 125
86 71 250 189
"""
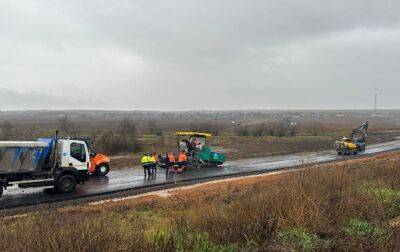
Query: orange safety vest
152 154 158 162
178 152 187 162
167 154 175 163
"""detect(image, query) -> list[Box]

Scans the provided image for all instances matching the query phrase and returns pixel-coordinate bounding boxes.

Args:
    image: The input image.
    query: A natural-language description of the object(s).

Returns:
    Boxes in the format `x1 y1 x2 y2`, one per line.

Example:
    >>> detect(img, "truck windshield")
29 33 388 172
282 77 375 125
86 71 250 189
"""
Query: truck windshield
70 143 86 162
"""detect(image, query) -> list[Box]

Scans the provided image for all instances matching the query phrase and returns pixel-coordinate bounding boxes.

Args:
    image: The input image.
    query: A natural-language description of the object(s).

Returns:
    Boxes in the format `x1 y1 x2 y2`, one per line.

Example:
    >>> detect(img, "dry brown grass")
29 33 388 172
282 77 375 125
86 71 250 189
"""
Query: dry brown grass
2 152 400 251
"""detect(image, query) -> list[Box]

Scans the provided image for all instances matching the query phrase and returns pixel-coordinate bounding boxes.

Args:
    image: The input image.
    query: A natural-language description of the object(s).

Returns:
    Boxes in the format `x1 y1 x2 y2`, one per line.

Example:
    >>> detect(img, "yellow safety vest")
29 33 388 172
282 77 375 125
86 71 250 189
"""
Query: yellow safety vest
141 156 150 164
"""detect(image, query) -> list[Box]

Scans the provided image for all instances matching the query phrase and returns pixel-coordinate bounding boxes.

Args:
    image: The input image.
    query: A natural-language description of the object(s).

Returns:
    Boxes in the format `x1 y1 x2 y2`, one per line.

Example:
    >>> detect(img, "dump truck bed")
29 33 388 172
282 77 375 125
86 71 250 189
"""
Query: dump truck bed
0 141 51 174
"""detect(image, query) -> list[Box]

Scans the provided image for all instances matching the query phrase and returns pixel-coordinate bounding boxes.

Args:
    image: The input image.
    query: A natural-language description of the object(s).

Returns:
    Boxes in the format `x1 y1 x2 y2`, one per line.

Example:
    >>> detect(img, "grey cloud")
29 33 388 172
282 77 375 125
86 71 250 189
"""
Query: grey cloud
1 0 400 110
0 87 62 110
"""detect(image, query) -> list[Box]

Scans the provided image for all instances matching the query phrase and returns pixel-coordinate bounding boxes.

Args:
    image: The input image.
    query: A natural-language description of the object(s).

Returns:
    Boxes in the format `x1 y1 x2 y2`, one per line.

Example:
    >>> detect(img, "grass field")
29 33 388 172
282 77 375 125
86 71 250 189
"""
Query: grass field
2 152 400 251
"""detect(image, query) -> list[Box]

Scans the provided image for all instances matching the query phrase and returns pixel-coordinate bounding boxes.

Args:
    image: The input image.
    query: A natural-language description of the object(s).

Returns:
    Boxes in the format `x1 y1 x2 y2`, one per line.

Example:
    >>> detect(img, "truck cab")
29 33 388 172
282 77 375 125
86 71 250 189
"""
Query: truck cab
58 139 90 171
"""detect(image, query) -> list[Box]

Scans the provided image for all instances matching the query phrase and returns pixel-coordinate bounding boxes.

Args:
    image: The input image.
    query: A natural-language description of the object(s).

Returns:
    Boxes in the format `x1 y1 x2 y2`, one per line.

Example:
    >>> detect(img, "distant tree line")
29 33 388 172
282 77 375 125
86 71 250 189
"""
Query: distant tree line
92 118 142 155
234 120 298 137
189 121 222 136
57 116 142 155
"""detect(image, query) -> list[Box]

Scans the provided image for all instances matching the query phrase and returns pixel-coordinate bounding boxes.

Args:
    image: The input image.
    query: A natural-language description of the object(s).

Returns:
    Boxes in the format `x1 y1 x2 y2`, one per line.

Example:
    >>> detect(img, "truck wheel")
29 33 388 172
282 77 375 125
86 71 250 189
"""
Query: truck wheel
96 164 109 176
55 175 76 193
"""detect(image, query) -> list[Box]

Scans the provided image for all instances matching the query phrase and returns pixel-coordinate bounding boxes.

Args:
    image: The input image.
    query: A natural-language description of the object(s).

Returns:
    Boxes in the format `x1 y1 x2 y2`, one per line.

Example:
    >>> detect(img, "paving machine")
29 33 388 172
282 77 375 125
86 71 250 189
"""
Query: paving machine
170 131 226 168
335 122 368 155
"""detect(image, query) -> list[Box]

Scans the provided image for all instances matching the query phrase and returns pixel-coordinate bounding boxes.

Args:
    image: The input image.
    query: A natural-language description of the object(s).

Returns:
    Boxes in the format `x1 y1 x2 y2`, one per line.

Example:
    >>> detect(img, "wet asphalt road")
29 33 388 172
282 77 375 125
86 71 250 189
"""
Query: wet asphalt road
2 139 400 209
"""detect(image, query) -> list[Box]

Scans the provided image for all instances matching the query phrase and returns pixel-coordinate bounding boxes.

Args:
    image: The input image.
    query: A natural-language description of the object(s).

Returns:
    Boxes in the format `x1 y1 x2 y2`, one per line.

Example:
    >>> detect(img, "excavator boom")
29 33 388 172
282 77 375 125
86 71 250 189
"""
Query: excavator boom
349 122 368 142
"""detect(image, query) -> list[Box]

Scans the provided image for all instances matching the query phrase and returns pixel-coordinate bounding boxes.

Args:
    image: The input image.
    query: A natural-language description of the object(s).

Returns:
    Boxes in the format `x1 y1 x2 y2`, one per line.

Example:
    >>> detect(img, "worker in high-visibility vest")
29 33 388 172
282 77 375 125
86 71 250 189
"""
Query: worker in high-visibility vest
140 153 152 176
151 152 158 174
176 150 187 173
166 153 175 173
177 150 187 168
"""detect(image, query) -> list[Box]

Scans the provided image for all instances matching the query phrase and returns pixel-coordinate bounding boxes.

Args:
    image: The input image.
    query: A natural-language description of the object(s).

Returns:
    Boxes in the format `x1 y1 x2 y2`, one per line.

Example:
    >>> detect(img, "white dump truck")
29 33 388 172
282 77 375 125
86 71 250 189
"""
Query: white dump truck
0 136 91 197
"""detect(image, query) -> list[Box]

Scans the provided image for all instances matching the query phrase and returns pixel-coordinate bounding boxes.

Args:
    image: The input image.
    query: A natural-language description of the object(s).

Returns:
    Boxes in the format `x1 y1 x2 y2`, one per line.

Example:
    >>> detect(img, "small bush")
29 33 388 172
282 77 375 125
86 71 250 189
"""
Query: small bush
234 125 250 136
278 228 324 251
365 186 400 202
58 115 75 134
151 225 238 251
93 118 142 155
344 219 384 240
0 120 13 140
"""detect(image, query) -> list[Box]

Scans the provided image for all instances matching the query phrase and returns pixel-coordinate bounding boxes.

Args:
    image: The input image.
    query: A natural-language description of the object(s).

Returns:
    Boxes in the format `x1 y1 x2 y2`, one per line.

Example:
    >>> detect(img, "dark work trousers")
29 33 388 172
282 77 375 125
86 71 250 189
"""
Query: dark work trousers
152 163 157 174
177 161 186 168
166 162 174 174
142 164 147 175
143 164 152 175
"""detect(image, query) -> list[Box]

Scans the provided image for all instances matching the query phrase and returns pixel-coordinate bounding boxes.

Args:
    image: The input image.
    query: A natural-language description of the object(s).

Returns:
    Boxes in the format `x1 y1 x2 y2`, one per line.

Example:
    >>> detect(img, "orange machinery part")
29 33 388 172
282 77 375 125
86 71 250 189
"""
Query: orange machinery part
89 153 110 174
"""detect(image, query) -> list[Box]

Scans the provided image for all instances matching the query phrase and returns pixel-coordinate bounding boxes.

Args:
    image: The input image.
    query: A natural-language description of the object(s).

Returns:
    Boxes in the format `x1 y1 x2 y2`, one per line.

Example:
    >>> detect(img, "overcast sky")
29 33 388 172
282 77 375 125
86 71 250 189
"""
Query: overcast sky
1 0 400 110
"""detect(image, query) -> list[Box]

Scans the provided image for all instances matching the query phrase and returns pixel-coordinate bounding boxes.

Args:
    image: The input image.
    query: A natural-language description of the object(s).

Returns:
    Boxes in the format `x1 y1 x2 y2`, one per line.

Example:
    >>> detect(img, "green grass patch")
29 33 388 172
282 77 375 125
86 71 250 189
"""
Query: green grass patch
363 185 400 202
278 228 325 251
151 227 238 251
344 219 384 239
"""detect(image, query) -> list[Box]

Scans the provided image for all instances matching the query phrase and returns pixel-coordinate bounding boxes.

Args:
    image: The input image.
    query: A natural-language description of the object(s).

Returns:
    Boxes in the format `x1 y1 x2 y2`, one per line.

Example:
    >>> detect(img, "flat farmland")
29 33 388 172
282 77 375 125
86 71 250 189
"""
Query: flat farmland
1 110 399 169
